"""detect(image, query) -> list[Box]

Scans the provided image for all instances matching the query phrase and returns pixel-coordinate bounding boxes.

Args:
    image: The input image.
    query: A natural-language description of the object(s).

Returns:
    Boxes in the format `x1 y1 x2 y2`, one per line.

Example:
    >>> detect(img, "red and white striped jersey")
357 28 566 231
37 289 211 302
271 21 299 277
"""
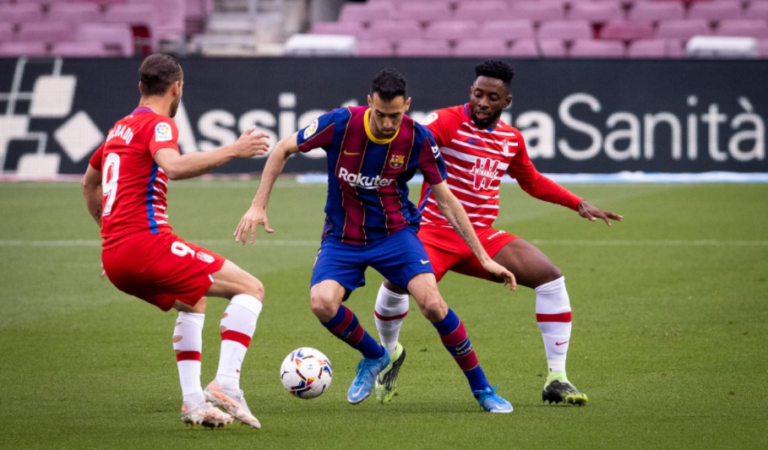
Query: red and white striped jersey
89 107 178 249
418 103 582 229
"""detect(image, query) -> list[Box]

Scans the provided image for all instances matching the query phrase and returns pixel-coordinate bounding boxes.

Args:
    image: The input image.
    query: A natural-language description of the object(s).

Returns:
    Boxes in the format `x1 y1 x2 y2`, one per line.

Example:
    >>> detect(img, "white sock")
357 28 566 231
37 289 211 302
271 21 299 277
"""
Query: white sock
374 284 409 355
215 294 262 391
173 312 205 406
535 277 572 375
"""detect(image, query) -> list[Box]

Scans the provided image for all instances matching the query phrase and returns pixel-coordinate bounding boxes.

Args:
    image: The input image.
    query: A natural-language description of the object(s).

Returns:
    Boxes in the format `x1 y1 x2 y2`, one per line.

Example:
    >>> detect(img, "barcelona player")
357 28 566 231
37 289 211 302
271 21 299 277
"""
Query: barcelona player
235 68 516 412
372 60 623 405
81 54 270 428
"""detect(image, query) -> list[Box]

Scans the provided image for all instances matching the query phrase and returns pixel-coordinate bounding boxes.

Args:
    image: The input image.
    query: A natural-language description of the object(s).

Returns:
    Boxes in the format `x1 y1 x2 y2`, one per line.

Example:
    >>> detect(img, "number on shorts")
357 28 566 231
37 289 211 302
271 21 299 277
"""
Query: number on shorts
102 153 120 216
171 241 195 258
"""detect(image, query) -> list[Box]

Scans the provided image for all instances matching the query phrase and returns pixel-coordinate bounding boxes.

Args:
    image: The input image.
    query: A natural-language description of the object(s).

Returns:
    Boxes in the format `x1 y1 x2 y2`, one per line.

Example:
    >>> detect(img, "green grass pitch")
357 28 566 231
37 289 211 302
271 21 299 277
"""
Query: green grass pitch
0 180 766 449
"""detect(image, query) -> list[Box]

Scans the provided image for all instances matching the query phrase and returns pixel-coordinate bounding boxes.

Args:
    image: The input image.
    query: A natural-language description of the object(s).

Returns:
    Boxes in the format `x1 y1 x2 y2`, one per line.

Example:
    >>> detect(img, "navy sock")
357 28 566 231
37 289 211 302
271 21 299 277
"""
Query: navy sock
322 306 384 359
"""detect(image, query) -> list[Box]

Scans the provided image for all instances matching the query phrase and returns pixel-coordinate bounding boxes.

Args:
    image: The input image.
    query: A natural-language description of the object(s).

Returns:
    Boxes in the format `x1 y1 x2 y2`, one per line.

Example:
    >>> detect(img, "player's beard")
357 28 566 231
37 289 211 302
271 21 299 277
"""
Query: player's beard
471 108 502 130
169 97 180 118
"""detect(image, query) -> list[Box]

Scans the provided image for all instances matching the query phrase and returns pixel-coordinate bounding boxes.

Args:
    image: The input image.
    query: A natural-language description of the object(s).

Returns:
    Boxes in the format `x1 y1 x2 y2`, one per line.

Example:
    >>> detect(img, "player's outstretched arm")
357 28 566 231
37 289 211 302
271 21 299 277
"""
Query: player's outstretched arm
430 181 516 291
577 200 623 227
81 164 103 227
235 132 301 245
154 127 269 181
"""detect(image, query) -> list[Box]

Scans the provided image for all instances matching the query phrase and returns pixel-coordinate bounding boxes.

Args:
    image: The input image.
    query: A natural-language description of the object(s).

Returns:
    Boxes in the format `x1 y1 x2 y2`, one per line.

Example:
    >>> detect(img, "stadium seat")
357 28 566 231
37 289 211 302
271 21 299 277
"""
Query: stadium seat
626 39 684 58
478 20 535 41
396 2 452 22
657 19 712 40
688 1 743 22
569 39 625 58
628 2 685 23
0 22 12 42
48 3 102 23
600 22 655 41
339 3 394 23
77 23 133 56
758 39 768 58
129 0 186 42
744 2 768 20
310 22 367 38
568 1 624 24
357 40 394 56
0 3 44 22
396 39 451 56
454 1 508 22
538 20 592 41
509 39 566 57
453 38 509 56
17 22 74 44
424 20 476 40
504 2 565 22
0 42 48 57
716 20 768 39
367 21 422 42
50 41 110 57
102 4 157 51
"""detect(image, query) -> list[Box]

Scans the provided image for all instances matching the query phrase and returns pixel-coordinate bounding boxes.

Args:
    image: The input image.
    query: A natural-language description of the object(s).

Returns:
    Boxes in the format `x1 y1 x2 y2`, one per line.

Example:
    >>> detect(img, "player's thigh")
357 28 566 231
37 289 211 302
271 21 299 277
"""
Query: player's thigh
310 240 368 295
492 238 562 289
206 259 264 300
418 226 469 282
371 227 434 291
405 272 448 322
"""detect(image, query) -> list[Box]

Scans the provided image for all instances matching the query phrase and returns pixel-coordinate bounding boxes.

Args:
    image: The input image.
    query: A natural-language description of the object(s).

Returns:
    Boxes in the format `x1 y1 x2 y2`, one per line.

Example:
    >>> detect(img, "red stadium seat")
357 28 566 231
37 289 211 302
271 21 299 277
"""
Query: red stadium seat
628 2 685 23
570 39 625 58
478 20 535 41
17 22 75 44
311 22 367 38
367 21 422 42
627 39 686 58
716 19 768 39
48 3 102 24
396 2 452 22
504 2 565 22
357 40 395 56
688 1 743 23
50 41 110 58
339 3 394 23
0 42 48 57
657 19 712 40
0 22 12 42
424 20 476 40
745 2 768 20
538 20 592 41
509 39 566 57
77 23 133 56
601 22 655 41
454 2 508 23
396 39 452 56
0 3 44 22
453 38 510 56
129 0 186 42
568 1 624 24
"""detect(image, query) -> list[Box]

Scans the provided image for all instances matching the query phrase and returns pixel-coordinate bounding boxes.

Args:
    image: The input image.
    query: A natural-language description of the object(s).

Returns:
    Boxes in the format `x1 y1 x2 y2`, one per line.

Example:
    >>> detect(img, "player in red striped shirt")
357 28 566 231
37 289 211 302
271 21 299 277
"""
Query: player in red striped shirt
373 60 622 406
80 54 271 428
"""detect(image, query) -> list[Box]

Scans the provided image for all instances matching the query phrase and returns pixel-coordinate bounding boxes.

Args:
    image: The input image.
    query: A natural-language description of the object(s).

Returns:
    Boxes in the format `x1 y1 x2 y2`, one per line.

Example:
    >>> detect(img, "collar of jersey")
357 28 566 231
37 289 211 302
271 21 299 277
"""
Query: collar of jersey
463 103 496 133
364 108 399 144
133 107 155 114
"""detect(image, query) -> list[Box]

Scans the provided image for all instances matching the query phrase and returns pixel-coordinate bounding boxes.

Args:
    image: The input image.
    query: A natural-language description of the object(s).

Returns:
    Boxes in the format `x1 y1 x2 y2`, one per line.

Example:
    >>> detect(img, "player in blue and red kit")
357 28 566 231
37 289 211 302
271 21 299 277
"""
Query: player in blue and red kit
235 69 517 412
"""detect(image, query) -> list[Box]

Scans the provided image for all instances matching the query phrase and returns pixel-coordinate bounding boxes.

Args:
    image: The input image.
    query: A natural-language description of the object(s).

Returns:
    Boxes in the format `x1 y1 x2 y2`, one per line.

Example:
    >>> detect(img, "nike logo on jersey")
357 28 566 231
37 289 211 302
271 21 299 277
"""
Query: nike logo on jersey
467 139 481 145
555 341 569 346
343 150 360 156
420 259 430 265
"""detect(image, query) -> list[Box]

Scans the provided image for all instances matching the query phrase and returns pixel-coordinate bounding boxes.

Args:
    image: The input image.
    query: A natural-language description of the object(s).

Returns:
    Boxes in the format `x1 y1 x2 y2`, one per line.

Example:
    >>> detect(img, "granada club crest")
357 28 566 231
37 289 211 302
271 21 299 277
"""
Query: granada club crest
389 154 405 169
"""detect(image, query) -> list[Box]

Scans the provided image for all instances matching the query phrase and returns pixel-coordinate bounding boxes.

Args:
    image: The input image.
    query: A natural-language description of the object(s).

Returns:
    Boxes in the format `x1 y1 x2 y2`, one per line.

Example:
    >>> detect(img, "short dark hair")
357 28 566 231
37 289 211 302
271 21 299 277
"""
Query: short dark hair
474 60 514 87
371 68 408 102
139 53 183 97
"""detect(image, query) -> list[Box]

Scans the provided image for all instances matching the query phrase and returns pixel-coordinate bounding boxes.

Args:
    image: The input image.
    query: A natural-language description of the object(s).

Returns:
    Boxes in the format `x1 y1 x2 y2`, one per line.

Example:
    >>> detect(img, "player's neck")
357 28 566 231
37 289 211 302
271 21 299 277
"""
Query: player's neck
138 97 171 116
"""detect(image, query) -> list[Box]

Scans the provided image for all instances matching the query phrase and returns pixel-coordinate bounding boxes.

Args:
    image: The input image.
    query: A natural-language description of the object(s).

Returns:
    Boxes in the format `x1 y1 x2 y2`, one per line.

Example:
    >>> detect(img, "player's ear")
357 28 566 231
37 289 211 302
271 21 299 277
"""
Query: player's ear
404 97 411 112
505 94 513 109
138 81 143 95
367 95 373 108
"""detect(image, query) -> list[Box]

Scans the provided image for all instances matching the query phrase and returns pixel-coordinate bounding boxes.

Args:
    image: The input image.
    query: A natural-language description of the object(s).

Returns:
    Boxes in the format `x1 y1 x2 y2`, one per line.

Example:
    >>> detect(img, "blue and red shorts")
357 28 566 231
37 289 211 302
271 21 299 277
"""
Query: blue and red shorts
417 225 518 282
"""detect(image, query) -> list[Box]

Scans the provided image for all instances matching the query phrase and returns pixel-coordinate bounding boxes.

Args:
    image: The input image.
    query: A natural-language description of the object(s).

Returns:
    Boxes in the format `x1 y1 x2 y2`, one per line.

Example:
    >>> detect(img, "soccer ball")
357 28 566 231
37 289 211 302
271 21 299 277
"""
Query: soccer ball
280 347 333 399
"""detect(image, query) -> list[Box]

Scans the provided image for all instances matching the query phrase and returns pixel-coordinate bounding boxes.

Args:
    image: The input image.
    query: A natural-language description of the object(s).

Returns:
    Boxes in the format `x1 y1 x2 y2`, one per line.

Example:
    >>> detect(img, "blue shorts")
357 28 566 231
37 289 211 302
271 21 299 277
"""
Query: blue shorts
311 226 434 294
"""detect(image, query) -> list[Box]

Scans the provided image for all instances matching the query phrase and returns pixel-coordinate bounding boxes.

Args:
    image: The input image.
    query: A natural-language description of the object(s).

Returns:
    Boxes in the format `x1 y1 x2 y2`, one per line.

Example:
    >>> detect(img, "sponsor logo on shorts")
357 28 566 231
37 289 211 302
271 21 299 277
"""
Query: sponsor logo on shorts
303 119 318 140
196 252 214 263
420 259 430 265
155 122 173 142
338 167 393 189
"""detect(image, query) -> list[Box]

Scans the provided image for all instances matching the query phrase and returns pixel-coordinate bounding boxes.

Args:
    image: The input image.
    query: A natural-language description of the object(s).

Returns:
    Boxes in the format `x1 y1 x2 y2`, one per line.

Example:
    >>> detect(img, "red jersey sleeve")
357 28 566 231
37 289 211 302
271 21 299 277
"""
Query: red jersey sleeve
506 135 582 211
148 117 180 157
88 143 104 172
423 108 455 148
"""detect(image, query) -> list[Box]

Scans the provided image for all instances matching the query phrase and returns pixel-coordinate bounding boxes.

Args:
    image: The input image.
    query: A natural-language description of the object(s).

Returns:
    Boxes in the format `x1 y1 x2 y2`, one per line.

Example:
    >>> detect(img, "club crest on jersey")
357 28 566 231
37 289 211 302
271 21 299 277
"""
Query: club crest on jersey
389 154 405 169
502 139 510 156
303 119 319 140
469 158 500 190
155 122 172 142
422 112 439 126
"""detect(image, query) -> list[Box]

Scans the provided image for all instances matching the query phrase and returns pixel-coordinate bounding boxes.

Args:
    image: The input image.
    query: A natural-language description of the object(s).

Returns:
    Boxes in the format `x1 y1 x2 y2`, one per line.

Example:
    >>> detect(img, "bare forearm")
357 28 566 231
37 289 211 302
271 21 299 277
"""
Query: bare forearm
252 142 292 209
168 146 236 180
437 196 491 264
83 187 102 227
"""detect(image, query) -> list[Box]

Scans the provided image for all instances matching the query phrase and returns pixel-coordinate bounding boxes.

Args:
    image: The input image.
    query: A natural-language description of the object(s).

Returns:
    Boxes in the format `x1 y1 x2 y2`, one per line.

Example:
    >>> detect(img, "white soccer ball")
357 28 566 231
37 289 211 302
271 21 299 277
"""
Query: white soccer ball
280 347 333 399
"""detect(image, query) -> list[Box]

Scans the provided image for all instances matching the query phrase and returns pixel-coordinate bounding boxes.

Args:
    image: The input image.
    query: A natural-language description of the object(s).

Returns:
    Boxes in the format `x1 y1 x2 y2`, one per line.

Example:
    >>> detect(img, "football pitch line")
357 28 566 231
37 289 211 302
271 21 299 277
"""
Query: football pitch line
2 239 767 247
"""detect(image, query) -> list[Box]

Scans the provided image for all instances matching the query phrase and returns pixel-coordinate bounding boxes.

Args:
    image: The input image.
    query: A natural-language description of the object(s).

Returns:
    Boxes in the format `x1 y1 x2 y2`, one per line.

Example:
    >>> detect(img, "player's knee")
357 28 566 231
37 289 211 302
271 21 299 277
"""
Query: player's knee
418 295 448 322
243 275 265 301
309 292 337 322
537 265 563 286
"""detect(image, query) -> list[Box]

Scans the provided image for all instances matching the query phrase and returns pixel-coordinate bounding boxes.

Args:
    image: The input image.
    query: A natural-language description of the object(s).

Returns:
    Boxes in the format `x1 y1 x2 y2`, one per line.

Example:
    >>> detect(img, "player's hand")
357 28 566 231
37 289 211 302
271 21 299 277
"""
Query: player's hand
234 205 274 245
100 262 106 277
231 127 270 159
577 200 623 227
482 259 516 291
